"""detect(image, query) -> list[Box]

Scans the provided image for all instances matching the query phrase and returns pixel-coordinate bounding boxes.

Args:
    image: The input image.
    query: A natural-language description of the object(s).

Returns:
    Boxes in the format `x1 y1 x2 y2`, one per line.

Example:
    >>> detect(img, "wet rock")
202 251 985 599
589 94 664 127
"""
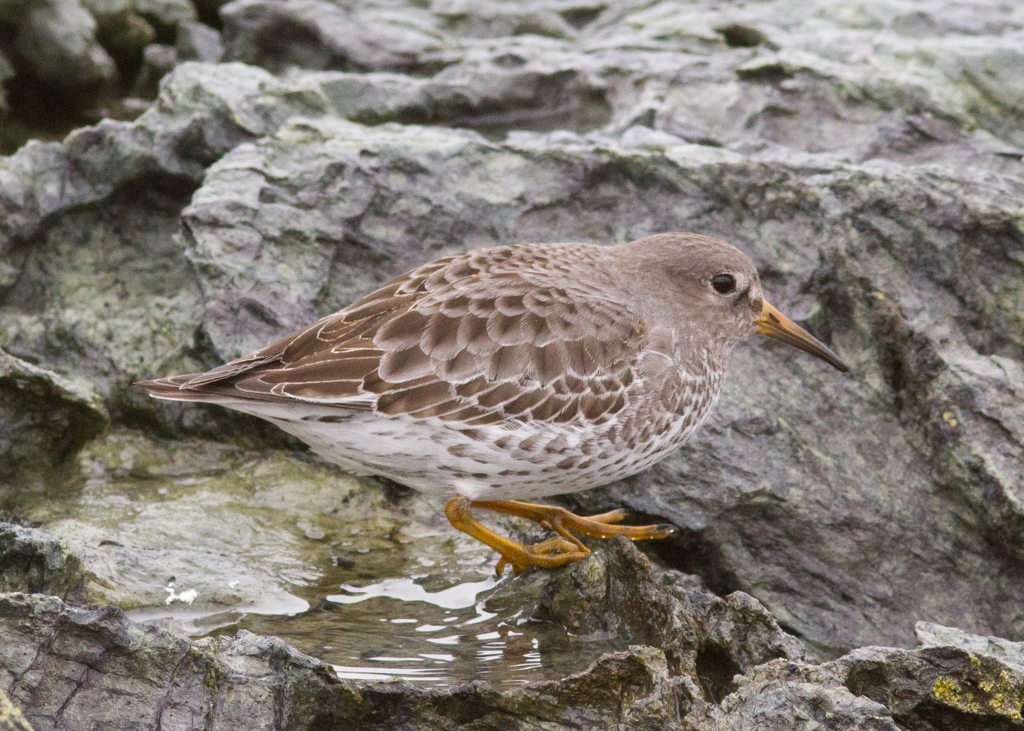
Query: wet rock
0 349 108 494
532 538 802 693
2 428 505 628
0 524 87 604
4 542 1024 729
172 114 1024 656
3 87 1018 657
0 590 687 730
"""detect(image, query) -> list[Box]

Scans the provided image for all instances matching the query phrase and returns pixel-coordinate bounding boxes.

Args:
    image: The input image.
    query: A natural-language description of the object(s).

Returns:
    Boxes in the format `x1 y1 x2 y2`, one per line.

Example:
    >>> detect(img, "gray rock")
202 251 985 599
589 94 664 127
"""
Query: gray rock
4 79 1022 656
0 349 108 494
916 621 1024 672
0 63 330 406
175 20 222 63
432 0 578 40
3 540 1024 729
827 644 1024 729
220 0 446 73
82 0 197 29
0 524 87 604
532 537 803 686
0 60 331 253
307 39 612 136
0 589 690 730
129 42 177 98
133 0 196 28
0 686 35 731
10 0 117 88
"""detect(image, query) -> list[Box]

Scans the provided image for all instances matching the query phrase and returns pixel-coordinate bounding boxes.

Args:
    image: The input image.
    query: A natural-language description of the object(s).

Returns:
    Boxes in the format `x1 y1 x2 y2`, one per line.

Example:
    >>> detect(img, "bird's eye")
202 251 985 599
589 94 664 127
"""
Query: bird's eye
711 274 736 294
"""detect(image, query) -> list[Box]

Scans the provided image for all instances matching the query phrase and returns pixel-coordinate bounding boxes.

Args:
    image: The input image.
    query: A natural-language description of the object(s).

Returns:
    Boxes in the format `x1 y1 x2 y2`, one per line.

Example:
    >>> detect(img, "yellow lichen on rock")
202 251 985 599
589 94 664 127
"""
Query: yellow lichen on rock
930 655 1024 722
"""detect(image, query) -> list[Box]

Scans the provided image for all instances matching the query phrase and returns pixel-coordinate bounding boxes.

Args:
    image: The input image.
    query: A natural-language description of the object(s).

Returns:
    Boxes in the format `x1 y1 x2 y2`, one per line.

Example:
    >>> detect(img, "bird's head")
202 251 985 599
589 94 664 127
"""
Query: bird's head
620 233 849 372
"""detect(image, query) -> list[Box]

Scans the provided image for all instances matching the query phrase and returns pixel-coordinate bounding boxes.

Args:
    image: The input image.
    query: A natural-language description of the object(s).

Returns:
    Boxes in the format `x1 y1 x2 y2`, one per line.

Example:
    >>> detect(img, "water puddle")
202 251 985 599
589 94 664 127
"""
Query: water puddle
229 567 619 686
14 431 625 687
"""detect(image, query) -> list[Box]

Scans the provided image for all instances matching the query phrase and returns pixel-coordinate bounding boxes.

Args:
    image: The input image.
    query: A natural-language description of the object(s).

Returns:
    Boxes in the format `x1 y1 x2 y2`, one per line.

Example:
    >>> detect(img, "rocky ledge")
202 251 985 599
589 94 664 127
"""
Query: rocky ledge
2 539 1023 730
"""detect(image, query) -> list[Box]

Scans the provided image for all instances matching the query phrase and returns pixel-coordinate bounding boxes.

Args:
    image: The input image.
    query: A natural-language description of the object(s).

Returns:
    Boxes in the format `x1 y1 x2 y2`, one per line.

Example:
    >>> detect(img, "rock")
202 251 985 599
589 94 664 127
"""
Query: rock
92 9 157 72
1 428 510 623
828 643 1024 729
133 0 197 30
0 62 329 256
220 0 446 73
0 349 108 494
0 687 35 731
175 20 222 63
83 0 197 31
9 0 117 89
0 52 14 118
4 79 1023 655
698 664 900 730
308 39 612 136
915 621 1024 670
129 42 176 98
432 0 578 40
0 524 87 604
3 541 1024 729
0 591 688 730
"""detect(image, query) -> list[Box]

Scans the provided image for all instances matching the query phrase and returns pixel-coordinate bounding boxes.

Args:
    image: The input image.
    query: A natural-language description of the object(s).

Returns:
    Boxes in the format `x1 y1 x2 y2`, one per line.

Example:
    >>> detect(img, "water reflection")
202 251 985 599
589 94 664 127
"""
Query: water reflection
327 576 500 609
235 569 618 687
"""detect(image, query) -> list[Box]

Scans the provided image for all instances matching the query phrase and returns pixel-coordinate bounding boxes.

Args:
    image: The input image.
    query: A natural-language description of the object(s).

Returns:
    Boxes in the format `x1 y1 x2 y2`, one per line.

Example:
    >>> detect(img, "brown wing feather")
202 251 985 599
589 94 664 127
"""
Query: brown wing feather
138 244 647 426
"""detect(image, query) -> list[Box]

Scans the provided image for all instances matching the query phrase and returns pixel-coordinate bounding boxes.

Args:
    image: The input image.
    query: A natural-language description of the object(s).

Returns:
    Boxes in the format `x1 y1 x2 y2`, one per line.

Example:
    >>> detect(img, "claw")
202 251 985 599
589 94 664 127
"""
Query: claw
446 495 674 574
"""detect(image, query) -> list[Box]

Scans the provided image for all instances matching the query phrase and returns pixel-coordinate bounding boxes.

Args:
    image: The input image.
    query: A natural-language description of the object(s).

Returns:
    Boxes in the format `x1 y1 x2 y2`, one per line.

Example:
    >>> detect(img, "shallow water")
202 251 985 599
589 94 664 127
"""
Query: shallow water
12 430 624 687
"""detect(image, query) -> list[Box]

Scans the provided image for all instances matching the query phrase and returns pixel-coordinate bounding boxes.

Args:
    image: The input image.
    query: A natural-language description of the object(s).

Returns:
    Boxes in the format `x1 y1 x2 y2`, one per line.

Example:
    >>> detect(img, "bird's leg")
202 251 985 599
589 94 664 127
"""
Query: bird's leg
445 495 589 575
471 500 675 543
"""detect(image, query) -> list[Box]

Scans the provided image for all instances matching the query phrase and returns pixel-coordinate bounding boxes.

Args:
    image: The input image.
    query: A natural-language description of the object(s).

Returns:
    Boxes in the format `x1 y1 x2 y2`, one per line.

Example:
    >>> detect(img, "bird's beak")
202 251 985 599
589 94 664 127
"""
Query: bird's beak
756 300 849 372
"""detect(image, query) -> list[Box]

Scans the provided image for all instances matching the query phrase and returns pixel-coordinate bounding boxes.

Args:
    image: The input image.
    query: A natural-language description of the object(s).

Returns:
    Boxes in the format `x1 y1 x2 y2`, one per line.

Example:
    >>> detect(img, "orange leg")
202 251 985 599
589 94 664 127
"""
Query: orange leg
444 495 674 575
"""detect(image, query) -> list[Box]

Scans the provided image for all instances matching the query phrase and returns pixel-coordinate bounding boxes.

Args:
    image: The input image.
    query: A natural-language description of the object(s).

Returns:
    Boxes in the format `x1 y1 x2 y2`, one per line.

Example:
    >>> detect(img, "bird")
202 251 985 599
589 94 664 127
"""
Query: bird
139 233 848 574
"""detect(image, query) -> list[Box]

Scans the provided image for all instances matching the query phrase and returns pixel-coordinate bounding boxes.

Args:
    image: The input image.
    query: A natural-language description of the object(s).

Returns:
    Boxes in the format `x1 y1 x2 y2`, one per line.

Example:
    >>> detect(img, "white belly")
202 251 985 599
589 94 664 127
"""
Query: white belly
224 397 714 501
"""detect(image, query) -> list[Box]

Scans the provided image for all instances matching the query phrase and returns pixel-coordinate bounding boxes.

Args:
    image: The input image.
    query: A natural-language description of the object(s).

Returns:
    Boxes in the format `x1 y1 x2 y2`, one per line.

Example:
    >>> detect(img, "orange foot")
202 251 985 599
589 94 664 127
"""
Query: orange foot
444 495 674 575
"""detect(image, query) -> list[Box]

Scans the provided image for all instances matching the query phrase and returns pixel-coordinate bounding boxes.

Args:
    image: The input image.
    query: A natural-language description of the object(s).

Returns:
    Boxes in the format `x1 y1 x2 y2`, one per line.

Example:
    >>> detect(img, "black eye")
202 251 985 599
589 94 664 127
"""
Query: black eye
711 274 736 294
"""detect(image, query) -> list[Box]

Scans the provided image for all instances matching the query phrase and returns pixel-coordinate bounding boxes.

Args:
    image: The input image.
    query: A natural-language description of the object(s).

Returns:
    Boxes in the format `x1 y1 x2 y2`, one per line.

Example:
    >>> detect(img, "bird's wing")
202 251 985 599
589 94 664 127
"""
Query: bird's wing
139 245 647 426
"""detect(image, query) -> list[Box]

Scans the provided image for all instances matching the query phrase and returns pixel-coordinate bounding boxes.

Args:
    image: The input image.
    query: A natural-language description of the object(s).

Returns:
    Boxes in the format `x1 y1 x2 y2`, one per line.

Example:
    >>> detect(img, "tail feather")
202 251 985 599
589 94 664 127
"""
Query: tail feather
135 374 241 403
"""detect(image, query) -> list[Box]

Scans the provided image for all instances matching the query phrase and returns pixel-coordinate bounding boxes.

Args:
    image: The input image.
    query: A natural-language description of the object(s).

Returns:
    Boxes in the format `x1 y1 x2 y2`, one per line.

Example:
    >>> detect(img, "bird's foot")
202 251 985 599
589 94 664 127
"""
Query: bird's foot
444 495 674 576
445 496 590 575
471 500 675 542
494 536 589 576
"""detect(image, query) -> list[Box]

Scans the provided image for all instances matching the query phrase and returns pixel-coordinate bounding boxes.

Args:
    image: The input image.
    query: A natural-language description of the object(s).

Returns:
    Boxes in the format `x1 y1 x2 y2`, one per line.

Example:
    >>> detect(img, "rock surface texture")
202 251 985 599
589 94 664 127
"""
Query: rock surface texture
2 542 1024 730
1 0 1024 728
